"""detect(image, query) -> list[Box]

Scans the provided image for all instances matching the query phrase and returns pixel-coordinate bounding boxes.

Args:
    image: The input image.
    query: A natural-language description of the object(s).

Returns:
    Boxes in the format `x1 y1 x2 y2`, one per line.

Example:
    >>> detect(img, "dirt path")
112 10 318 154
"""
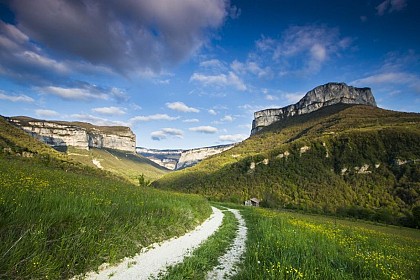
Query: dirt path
206 208 247 279
82 207 223 280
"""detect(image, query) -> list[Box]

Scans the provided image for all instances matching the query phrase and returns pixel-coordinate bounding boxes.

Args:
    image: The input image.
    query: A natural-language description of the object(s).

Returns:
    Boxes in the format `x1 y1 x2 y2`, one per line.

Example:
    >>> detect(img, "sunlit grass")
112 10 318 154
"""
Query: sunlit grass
0 156 210 279
233 206 420 280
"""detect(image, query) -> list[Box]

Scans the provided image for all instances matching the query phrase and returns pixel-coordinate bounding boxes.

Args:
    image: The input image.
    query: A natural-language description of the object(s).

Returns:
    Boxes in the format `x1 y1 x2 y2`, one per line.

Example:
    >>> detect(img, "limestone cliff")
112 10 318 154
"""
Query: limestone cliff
137 144 235 170
251 82 376 135
176 144 234 170
8 116 136 152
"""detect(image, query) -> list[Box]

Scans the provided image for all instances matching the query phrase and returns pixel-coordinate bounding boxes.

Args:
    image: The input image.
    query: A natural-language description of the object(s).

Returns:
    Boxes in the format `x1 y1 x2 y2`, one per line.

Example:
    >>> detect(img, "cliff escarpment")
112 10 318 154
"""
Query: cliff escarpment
251 82 376 134
8 116 136 153
137 144 235 170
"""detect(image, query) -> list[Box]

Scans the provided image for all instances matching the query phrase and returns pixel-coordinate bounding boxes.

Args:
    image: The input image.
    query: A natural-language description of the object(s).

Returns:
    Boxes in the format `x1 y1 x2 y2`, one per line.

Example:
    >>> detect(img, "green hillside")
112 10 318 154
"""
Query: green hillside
154 105 420 227
1 116 169 183
66 147 169 184
0 116 210 278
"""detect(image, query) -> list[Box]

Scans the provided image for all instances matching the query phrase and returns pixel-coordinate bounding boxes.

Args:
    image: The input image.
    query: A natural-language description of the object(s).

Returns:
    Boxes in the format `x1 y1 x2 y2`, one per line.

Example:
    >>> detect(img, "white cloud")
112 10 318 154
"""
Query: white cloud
310 44 327 62
129 114 178 122
0 91 34 103
265 94 278 101
35 109 59 118
283 92 305 103
219 134 247 142
20 51 68 73
208 109 217 115
70 114 127 126
376 0 407 16
199 59 225 69
40 86 109 101
183 118 199 123
190 71 247 91
189 125 218 134
166 101 199 113
352 72 420 92
151 127 184 141
250 25 352 76
221 115 234 122
109 87 129 102
230 60 272 78
150 131 167 141
92 106 126 115
238 123 252 130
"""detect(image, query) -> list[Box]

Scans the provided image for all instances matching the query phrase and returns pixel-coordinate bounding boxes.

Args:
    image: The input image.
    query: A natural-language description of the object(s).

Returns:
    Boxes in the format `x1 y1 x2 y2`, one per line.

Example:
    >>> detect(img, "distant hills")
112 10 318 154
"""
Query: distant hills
137 144 235 170
154 102 420 227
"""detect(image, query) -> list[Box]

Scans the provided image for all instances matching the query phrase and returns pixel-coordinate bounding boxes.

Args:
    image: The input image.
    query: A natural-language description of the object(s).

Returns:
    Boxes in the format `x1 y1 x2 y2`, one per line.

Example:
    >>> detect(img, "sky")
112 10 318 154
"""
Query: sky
0 0 419 149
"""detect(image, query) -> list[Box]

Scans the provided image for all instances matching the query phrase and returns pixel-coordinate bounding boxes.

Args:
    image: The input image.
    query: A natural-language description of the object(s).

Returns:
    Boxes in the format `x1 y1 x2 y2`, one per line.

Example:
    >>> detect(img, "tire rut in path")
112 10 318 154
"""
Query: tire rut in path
206 208 247 280
81 206 223 280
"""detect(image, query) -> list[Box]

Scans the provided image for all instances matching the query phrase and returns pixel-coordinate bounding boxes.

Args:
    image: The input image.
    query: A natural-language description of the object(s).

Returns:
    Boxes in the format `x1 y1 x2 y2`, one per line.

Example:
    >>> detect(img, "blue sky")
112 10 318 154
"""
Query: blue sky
0 0 419 149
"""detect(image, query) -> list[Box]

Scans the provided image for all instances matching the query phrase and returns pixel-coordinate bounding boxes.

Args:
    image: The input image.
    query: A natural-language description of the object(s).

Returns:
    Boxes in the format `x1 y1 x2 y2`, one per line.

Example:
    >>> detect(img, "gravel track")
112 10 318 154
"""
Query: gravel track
81 206 223 280
206 208 247 279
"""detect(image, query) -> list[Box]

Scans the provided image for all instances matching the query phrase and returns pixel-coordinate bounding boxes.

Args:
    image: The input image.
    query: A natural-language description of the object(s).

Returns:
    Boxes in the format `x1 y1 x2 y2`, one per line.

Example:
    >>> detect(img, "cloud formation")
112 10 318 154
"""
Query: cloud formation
352 72 420 93
238 25 352 77
35 109 59 118
183 118 199 123
40 86 109 101
219 134 247 142
151 128 184 141
129 114 178 123
7 0 230 75
70 114 127 126
92 106 126 116
189 126 218 134
0 91 34 103
376 0 407 16
190 71 247 91
166 102 199 113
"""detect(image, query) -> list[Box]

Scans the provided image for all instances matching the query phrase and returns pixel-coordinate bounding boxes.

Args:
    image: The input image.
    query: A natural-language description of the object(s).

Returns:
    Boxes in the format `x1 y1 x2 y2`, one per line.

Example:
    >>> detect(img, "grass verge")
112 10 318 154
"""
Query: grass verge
233 206 420 280
0 156 211 279
158 206 238 280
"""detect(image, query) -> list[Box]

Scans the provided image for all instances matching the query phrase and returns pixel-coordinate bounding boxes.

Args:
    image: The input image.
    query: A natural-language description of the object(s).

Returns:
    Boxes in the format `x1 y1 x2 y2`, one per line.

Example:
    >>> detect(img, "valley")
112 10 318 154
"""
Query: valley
1 82 419 279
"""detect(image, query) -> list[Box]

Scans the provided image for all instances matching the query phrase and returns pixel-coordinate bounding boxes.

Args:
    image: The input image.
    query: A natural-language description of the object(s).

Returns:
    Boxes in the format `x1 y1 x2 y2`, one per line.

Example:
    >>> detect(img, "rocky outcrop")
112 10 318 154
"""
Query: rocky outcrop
176 144 234 170
251 82 376 135
136 147 183 170
137 144 235 170
8 116 136 152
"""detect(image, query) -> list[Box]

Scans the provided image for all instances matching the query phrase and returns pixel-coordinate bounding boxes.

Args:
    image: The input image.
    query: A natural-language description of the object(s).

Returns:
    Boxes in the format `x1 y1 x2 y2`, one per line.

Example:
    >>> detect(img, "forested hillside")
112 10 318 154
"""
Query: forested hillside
154 105 420 227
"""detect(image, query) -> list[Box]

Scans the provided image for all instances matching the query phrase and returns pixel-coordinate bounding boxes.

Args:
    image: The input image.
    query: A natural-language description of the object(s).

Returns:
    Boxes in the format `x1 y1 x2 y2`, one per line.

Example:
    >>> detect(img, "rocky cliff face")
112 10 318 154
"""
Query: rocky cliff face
136 147 183 170
137 144 235 170
251 82 377 135
176 144 234 170
9 117 136 152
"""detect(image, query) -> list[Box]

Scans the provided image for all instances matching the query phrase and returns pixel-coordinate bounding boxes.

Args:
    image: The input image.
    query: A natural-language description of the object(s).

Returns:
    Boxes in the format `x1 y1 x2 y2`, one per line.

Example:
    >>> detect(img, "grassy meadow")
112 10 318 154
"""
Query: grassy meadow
0 155 211 279
232 206 420 280
65 146 169 184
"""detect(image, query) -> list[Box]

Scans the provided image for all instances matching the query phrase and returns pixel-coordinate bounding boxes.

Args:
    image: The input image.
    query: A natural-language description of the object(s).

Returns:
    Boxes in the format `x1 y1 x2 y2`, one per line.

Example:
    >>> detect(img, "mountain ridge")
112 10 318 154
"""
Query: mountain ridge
137 143 235 170
251 82 376 134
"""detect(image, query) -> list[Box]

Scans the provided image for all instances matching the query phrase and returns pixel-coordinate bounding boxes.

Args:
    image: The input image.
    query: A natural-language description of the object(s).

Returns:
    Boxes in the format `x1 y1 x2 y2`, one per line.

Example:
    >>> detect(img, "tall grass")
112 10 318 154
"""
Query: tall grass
0 156 210 279
233 207 420 280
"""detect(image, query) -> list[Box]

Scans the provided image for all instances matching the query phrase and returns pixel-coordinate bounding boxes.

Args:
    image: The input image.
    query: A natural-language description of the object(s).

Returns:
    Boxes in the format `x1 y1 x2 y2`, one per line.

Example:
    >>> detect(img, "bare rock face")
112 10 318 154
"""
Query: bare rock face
9 117 136 153
251 82 376 135
137 144 235 170
176 144 234 170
